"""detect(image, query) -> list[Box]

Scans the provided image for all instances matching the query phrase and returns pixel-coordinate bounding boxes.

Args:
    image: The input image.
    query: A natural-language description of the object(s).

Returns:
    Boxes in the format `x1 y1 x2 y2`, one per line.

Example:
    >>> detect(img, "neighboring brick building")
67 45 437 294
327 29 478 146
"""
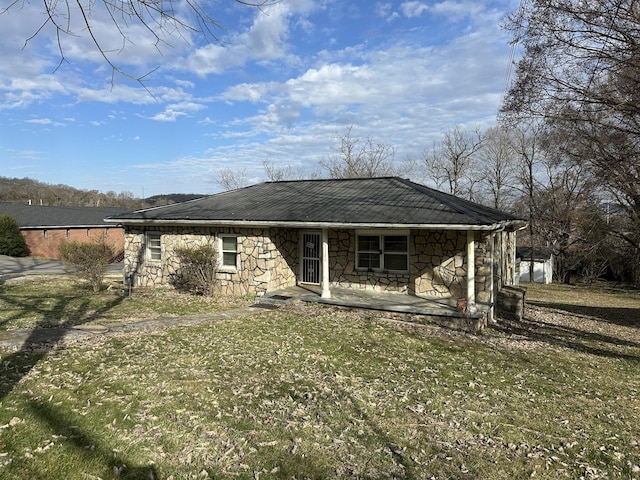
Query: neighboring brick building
0 204 126 260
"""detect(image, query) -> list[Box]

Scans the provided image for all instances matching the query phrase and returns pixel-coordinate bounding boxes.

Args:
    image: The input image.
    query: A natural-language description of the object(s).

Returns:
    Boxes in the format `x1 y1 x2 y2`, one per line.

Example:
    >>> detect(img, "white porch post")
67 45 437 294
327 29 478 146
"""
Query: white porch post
321 228 331 298
466 229 476 309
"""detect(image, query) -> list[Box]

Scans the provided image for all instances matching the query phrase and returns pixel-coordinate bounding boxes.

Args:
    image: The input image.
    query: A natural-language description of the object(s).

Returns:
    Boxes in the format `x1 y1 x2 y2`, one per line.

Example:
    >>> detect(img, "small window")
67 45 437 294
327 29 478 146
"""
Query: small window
357 235 381 269
384 235 408 271
356 233 408 272
43 229 47 239
87 228 91 237
66 229 70 238
220 235 238 270
146 233 162 262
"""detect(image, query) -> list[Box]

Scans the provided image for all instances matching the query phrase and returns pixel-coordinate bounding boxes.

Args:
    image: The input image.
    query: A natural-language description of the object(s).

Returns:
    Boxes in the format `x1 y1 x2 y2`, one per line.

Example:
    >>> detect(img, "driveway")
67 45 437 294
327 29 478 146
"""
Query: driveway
0 255 123 281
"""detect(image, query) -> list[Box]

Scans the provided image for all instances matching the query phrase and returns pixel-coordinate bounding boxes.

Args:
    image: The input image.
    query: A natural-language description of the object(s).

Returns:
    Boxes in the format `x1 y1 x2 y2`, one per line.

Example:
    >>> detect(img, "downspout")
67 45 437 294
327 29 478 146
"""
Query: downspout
489 231 496 323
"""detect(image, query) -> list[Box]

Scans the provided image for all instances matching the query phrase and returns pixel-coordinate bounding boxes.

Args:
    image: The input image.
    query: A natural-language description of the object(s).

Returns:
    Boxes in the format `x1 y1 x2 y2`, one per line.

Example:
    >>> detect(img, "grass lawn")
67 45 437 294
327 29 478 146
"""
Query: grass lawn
0 277 639 479
0 276 252 330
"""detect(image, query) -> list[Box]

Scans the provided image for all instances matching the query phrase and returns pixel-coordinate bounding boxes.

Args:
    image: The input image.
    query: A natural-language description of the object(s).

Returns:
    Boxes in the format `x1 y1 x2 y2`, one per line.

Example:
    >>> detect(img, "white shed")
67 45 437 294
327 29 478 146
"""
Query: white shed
517 247 553 284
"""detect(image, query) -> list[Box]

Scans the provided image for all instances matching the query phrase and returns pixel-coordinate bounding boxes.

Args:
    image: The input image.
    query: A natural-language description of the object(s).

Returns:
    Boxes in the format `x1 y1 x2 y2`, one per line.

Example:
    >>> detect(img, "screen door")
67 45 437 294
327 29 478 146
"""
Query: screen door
301 232 321 284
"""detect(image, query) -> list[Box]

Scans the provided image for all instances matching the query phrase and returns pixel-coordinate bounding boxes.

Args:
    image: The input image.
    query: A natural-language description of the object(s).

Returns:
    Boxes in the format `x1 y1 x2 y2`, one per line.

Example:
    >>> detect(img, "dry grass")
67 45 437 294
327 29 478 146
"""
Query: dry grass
0 276 252 330
0 280 639 479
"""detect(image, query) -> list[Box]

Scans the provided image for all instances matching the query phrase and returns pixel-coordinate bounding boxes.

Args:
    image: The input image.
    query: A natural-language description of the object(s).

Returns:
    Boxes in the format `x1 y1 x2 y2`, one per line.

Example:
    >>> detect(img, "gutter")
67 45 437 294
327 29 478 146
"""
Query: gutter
20 224 120 229
104 218 527 232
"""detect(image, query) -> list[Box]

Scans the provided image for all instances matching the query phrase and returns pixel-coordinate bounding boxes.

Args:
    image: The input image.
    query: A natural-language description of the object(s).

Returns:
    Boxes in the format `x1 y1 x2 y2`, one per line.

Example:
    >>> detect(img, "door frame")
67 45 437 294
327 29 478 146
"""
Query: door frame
300 230 321 285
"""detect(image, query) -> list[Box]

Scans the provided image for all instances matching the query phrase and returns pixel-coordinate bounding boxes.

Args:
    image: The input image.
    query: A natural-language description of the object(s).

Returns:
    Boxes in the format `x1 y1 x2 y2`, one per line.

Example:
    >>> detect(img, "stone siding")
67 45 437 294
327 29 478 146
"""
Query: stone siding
328 229 493 302
124 226 297 296
124 226 497 305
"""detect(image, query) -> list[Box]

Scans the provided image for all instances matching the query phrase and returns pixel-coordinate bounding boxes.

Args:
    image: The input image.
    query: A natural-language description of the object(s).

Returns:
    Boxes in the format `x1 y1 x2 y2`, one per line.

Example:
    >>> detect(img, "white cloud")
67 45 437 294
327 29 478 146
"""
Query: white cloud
401 1 429 18
25 118 54 125
184 1 318 77
147 101 206 122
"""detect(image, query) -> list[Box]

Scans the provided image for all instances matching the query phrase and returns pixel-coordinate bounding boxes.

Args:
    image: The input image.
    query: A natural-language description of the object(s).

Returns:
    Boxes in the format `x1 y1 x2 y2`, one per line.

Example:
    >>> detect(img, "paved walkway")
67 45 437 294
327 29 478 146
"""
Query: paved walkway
0 304 278 351
0 255 123 281
0 257 485 351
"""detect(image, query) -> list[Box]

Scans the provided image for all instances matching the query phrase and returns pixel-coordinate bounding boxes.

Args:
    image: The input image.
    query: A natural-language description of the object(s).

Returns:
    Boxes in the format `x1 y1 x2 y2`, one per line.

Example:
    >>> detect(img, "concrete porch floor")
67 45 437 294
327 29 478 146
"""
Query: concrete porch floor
260 284 488 321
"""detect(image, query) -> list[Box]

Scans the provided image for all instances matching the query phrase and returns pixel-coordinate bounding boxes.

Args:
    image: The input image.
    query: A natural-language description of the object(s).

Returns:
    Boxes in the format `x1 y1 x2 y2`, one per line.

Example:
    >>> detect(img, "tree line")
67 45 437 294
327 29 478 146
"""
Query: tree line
0 177 198 209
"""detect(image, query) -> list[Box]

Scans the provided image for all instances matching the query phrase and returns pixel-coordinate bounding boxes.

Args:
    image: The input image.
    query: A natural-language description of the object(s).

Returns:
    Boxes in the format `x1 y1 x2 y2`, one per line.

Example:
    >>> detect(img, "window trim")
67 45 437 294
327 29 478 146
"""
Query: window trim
145 232 162 263
356 230 409 273
218 234 239 272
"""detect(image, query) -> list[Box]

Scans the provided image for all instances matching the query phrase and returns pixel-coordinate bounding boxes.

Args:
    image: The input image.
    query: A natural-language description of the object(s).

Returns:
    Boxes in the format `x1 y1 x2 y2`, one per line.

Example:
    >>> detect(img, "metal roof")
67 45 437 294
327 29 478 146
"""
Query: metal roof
106 177 525 230
0 204 128 228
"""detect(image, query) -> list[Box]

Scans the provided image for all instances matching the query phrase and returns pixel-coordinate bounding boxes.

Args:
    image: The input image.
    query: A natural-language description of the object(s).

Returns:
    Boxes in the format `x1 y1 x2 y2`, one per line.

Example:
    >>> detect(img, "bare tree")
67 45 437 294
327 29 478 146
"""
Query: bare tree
509 121 545 282
475 126 518 210
422 125 484 199
216 167 249 191
320 126 410 179
262 159 317 182
2 0 275 83
502 0 640 283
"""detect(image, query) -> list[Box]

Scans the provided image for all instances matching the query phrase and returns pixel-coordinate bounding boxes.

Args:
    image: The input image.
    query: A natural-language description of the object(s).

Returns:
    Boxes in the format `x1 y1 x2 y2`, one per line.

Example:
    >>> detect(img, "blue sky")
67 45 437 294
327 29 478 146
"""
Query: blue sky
0 0 519 197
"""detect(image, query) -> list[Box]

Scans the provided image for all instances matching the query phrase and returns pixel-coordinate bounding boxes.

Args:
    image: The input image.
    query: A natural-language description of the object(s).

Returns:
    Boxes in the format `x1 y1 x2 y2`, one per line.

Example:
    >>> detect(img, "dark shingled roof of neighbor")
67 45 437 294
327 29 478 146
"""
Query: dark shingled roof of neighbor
107 177 525 230
1 204 127 228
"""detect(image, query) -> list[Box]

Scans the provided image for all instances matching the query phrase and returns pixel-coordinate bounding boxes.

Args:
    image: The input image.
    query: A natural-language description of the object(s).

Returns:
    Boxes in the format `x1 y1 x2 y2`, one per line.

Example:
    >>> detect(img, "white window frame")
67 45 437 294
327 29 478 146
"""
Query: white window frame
356 230 409 273
219 235 239 272
145 232 162 263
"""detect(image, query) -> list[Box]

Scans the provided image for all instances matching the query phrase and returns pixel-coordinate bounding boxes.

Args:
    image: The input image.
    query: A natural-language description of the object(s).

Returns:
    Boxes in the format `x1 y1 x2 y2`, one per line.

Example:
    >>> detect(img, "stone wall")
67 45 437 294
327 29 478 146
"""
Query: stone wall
124 225 498 304
123 226 297 296
497 285 527 321
328 229 493 303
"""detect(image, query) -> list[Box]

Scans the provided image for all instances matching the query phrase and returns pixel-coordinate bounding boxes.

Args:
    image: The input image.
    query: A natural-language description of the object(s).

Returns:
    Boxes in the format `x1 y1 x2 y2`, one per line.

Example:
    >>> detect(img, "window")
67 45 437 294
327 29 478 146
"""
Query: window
357 235 380 269
146 233 162 262
219 235 238 270
43 229 47 239
356 232 409 272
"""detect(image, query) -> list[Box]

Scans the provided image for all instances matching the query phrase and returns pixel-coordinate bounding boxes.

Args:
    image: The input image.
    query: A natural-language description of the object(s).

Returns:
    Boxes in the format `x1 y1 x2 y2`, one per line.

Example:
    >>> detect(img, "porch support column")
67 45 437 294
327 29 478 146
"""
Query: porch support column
321 228 331 298
466 229 476 309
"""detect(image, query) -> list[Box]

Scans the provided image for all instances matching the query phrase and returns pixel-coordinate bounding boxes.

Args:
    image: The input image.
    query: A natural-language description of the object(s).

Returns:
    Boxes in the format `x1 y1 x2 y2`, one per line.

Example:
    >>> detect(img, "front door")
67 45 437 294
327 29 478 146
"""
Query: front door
301 232 321 284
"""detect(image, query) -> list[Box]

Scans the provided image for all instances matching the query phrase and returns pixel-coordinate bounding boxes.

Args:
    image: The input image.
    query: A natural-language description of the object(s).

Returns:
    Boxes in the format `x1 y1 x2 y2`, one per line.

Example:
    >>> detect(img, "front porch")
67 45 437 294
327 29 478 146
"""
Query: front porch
260 285 490 331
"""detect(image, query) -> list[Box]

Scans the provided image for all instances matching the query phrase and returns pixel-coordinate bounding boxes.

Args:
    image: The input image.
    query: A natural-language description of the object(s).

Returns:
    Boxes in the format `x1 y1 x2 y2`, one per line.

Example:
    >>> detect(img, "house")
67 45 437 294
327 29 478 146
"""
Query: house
517 247 554 284
106 177 526 321
0 203 127 260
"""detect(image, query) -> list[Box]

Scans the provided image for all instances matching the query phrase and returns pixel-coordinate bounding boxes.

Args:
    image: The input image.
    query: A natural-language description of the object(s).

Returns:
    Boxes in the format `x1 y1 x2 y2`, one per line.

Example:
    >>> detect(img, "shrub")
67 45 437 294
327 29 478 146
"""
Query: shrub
59 236 114 292
173 243 219 296
0 213 26 256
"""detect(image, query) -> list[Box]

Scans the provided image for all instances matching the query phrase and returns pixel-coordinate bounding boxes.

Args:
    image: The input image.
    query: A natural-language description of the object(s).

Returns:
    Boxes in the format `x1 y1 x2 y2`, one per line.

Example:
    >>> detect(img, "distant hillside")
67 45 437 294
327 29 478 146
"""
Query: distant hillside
0 177 204 209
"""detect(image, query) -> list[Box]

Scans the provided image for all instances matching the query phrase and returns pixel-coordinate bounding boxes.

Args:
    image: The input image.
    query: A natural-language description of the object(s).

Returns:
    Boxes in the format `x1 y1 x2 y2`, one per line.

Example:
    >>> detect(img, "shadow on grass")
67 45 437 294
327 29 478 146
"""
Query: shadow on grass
528 300 640 328
495 314 640 362
27 400 157 479
0 279 131 476
0 282 125 401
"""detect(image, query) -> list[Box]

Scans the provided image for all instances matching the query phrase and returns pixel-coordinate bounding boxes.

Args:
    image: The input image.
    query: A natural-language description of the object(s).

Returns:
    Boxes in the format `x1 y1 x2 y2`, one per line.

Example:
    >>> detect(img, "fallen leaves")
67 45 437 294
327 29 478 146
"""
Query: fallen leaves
0 302 639 478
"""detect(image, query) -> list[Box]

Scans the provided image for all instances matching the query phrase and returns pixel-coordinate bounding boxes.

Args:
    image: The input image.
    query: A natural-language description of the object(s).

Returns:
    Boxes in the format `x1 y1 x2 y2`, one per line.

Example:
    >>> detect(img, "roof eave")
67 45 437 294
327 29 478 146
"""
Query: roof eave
105 218 526 231
20 224 120 229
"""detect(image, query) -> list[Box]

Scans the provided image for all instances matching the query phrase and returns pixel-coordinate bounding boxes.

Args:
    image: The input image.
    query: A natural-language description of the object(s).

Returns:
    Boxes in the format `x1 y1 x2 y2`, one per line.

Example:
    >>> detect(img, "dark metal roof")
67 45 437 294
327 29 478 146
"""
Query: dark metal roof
516 247 553 261
0 204 128 228
107 177 525 229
